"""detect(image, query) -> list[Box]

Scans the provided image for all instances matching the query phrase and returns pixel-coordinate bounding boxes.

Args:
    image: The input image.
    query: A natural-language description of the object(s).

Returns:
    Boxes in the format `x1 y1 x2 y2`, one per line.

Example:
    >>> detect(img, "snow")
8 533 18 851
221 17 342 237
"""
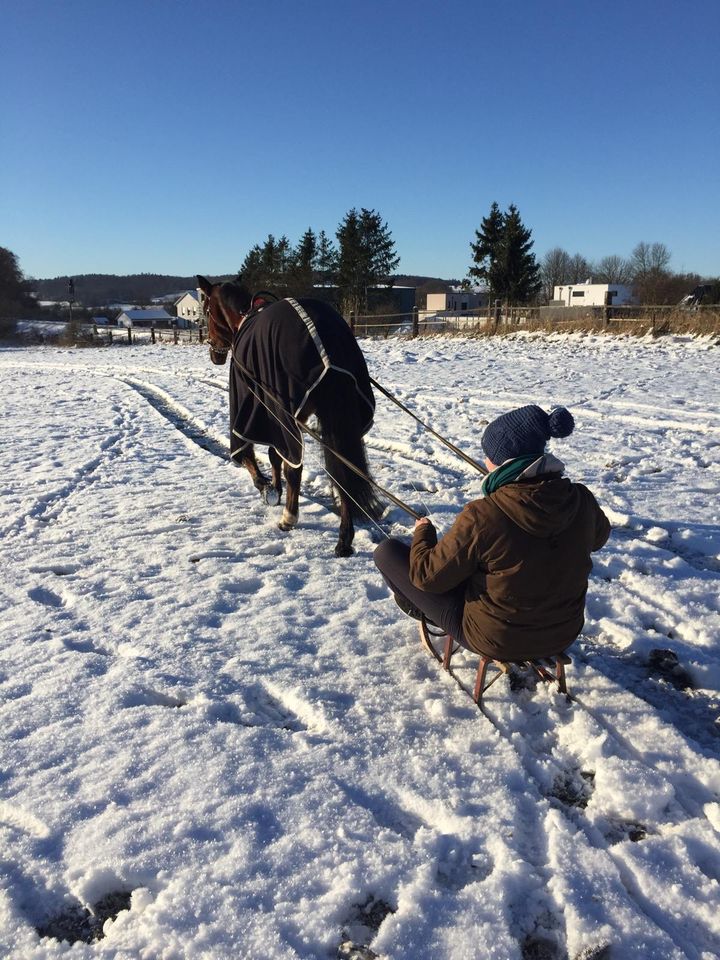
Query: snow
1 331 719 960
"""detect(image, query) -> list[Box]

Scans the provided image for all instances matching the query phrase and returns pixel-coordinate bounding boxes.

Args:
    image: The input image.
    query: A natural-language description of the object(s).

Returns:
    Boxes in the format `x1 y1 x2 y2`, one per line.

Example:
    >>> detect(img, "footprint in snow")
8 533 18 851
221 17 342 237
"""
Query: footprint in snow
338 895 395 960
550 769 595 809
36 890 134 945
28 586 65 608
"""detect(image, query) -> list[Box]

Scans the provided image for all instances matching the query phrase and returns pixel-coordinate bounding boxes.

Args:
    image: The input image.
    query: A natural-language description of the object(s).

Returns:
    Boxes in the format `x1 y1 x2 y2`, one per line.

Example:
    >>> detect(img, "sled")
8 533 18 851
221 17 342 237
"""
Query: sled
419 617 572 708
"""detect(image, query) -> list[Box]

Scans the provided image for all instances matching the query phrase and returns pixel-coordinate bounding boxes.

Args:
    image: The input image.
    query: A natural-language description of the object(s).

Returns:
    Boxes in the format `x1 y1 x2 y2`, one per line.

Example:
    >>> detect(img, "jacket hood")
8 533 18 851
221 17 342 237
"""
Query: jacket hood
489 471 582 538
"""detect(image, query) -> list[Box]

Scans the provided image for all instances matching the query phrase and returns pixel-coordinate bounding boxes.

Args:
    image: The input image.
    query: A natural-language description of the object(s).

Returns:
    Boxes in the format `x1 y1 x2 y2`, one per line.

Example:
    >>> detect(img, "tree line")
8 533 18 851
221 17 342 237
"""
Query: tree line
237 207 399 316
468 203 715 306
3 204 717 324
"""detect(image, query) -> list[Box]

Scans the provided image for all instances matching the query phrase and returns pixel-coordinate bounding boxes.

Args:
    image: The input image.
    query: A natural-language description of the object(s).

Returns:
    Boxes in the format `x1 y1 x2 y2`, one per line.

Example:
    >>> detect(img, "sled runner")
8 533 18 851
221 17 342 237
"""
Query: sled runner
419 616 572 709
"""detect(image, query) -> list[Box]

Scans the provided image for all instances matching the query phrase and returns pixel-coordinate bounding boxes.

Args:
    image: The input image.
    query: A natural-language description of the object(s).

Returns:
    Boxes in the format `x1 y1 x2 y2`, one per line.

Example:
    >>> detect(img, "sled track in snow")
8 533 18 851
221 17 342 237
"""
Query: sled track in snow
192 373 472 484
0 406 134 542
421 637 720 959
117 376 231 461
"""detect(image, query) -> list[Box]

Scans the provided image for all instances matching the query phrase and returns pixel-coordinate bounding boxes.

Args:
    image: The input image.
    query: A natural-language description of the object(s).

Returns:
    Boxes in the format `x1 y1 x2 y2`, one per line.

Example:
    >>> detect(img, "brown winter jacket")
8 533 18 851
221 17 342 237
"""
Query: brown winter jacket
409 473 610 661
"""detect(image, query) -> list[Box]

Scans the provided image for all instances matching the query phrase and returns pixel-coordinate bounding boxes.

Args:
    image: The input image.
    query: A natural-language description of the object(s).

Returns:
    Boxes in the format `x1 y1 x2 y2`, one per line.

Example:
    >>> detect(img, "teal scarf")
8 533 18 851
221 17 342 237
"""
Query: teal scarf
481 455 538 496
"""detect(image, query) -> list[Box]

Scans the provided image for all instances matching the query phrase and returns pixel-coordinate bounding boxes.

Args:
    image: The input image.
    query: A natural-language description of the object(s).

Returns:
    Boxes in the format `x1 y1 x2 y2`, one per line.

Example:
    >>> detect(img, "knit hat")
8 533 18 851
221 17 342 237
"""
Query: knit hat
481 404 575 465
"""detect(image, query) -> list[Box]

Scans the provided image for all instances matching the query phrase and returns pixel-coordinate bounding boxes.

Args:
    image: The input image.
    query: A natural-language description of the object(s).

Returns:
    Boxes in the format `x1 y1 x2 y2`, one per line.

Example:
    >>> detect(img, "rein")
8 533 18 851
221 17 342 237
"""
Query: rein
231 356 425 520
369 377 488 476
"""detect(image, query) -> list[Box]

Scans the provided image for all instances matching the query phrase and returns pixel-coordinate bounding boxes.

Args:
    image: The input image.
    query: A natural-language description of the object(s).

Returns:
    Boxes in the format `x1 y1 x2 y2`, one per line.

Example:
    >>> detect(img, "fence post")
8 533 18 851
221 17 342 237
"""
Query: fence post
199 325 205 344
603 292 611 326
494 299 502 326
349 311 356 336
412 306 419 338
151 326 156 344
174 328 179 344
127 326 133 344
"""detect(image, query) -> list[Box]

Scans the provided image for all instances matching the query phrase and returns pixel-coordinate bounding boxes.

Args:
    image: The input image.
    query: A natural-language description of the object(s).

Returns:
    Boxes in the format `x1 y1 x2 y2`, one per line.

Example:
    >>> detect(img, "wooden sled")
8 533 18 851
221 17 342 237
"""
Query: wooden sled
419 616 572 708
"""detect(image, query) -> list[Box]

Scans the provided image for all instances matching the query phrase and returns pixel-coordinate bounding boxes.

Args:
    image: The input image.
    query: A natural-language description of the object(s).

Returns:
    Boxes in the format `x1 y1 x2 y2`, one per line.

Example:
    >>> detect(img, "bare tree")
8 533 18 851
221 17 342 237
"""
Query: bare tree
540 247 572 301
631 241 671 278
594 254 633 284
631 242 672 303
567 253 592 284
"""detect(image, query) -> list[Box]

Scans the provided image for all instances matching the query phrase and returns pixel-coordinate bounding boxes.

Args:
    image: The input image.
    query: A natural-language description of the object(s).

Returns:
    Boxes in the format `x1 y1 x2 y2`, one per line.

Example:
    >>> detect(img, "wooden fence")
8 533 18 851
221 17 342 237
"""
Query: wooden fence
350 303 720 338
8 304 720 347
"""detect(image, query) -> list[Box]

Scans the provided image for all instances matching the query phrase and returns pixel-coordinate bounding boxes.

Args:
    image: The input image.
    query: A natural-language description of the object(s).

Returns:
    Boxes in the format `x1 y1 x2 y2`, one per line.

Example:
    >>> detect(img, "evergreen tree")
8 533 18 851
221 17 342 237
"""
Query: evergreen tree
238 244 265 292
468 201 504 300
499 205 542 302
0 246 34 317
292 228 317 295
468 203 541 304
315 230 338 287
336 208 399 315
239 234 296 294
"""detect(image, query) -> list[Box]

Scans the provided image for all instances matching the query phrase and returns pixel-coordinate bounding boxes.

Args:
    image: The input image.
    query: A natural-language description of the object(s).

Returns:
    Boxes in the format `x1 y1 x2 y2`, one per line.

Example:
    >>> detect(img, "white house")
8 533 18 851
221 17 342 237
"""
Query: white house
117 308 174 328
552 281 636 307
175 290 202 324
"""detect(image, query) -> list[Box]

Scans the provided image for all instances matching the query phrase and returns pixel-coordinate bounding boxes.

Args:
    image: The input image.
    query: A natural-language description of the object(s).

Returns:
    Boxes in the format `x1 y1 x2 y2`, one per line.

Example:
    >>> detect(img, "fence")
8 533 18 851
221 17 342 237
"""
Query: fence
9 319 206 346
7 304 720 348
349 303 720 338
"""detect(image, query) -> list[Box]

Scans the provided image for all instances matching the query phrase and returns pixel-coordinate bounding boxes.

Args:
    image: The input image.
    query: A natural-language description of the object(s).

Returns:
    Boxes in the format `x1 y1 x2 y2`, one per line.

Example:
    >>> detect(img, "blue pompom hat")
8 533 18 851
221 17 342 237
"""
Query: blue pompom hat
481 404 575 465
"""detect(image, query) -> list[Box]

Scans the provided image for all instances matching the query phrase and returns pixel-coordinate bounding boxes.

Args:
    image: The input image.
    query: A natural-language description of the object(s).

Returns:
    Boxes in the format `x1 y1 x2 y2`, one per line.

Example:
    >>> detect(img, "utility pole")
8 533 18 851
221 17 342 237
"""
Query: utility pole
67 277 75 325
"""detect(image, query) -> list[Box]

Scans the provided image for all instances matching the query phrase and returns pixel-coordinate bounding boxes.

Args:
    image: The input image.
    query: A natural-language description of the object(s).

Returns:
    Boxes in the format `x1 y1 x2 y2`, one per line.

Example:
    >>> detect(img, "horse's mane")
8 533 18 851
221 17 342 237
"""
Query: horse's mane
219 281 252 316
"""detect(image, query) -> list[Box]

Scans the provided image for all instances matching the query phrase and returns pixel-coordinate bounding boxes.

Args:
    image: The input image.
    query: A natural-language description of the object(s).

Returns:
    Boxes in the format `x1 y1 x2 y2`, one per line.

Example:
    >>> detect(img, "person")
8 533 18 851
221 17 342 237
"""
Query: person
373 404 611 661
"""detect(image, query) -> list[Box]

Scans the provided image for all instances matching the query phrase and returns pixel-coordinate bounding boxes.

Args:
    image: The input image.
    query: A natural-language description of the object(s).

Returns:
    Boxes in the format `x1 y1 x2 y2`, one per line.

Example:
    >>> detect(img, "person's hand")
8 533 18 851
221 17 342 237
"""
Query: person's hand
414 516 433 531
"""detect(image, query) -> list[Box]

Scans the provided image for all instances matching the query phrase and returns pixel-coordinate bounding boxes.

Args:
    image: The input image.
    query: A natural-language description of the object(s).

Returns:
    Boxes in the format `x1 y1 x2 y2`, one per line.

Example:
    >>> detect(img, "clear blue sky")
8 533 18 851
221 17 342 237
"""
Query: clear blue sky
2 0 718 281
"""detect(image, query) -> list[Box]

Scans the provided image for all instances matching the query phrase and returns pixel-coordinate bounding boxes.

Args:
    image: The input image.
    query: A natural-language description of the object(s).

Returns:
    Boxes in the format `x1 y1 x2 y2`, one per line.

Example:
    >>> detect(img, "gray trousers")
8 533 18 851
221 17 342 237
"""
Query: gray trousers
373 538 470 647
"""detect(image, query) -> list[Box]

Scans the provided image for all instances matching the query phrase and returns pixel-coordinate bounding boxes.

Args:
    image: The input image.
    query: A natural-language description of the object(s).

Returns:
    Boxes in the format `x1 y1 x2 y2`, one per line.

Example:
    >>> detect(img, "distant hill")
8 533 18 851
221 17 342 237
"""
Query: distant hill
30 273 457 307
31 274 235 306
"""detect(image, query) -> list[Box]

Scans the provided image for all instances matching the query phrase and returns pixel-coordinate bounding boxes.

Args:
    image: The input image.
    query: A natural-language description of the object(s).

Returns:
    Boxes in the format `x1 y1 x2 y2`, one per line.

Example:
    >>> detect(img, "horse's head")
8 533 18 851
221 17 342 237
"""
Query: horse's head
197 275 252 365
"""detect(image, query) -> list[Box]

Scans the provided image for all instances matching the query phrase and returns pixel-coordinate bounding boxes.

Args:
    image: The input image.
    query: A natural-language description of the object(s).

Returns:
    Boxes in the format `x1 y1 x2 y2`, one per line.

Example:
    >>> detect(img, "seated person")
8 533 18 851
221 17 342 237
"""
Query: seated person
374 404 611 662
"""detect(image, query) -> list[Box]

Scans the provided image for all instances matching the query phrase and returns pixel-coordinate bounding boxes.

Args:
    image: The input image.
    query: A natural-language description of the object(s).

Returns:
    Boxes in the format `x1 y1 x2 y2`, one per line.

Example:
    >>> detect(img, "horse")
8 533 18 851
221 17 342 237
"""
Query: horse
197 275 383 556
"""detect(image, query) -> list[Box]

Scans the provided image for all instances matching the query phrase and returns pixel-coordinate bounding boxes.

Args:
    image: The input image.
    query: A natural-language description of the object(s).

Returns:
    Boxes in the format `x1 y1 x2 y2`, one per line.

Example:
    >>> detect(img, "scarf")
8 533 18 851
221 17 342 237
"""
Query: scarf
481 452 565 496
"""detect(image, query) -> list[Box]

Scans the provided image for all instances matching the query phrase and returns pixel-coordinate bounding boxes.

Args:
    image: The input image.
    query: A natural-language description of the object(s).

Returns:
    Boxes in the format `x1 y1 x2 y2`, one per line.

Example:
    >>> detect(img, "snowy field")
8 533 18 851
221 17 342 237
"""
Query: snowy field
1 332 719 960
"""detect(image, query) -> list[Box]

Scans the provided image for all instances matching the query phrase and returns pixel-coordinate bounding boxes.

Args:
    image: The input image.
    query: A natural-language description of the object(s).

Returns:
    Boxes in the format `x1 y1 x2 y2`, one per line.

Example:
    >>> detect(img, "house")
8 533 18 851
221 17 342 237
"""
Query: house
117 308 174 328
426 290 487 314
552 281 636 307
175 290 202 325
418 289 487 325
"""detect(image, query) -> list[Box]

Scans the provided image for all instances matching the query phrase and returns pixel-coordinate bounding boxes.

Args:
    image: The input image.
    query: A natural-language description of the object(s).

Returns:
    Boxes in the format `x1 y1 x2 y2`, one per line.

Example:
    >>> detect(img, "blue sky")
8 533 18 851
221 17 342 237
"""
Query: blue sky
2 0 718 281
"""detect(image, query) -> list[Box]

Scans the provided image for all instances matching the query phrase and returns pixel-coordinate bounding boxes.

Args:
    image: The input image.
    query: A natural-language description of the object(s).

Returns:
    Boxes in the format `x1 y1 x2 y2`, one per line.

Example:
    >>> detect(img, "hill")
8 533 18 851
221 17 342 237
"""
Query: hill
31 274 235 306
30 273 459 309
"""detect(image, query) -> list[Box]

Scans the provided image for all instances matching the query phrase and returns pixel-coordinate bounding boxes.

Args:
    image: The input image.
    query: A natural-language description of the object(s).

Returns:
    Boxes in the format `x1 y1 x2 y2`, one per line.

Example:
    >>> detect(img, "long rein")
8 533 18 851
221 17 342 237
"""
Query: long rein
229 359 488 523
206 301 488 520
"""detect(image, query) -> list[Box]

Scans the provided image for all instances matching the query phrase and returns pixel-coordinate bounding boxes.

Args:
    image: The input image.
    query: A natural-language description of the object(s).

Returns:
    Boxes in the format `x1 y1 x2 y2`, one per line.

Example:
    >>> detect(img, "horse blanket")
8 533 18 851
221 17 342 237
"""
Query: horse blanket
229 297 375 467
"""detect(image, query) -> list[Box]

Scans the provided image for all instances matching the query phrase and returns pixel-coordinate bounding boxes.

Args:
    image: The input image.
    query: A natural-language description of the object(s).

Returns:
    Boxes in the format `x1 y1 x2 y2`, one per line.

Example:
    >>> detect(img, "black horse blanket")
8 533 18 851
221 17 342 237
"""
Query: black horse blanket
229 297 375 467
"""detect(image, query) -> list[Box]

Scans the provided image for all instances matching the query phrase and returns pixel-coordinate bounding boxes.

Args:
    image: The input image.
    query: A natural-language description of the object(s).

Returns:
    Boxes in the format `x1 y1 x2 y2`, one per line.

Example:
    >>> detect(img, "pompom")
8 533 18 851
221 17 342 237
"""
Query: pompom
547 406 574 438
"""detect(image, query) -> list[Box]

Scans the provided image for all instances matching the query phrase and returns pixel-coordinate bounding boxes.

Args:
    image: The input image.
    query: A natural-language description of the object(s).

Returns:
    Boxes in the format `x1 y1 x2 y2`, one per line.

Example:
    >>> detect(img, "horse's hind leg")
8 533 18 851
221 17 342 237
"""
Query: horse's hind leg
265 448 283 507
240 448 269 491
335 496 355 558
278 463 302 531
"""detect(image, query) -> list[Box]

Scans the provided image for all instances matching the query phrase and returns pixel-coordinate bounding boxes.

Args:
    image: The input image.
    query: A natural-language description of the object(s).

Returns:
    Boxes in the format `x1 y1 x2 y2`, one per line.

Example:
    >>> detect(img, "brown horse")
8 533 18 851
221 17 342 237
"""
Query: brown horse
197 275 383 556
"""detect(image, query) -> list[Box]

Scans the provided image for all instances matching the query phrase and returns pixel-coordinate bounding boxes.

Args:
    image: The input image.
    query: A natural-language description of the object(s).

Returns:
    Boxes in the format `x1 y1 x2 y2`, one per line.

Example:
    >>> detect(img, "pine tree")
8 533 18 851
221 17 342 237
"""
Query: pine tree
468 202 504 300
336 208 399 316
315 230 338 287
498 204 542 303
0 246 34 318
292 228 317 295
468 203 541 304
238 244 265 292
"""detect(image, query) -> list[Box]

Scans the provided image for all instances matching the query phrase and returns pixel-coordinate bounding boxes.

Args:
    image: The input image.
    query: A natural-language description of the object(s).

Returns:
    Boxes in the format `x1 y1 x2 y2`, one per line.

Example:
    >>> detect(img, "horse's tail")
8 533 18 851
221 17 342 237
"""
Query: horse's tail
315 377 384 523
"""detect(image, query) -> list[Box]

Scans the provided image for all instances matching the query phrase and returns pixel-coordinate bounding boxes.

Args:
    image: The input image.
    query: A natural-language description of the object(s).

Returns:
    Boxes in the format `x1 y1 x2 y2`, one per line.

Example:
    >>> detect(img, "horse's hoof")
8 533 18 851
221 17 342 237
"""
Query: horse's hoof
334 544 355 558
263 487 280 507
278 521 294 532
